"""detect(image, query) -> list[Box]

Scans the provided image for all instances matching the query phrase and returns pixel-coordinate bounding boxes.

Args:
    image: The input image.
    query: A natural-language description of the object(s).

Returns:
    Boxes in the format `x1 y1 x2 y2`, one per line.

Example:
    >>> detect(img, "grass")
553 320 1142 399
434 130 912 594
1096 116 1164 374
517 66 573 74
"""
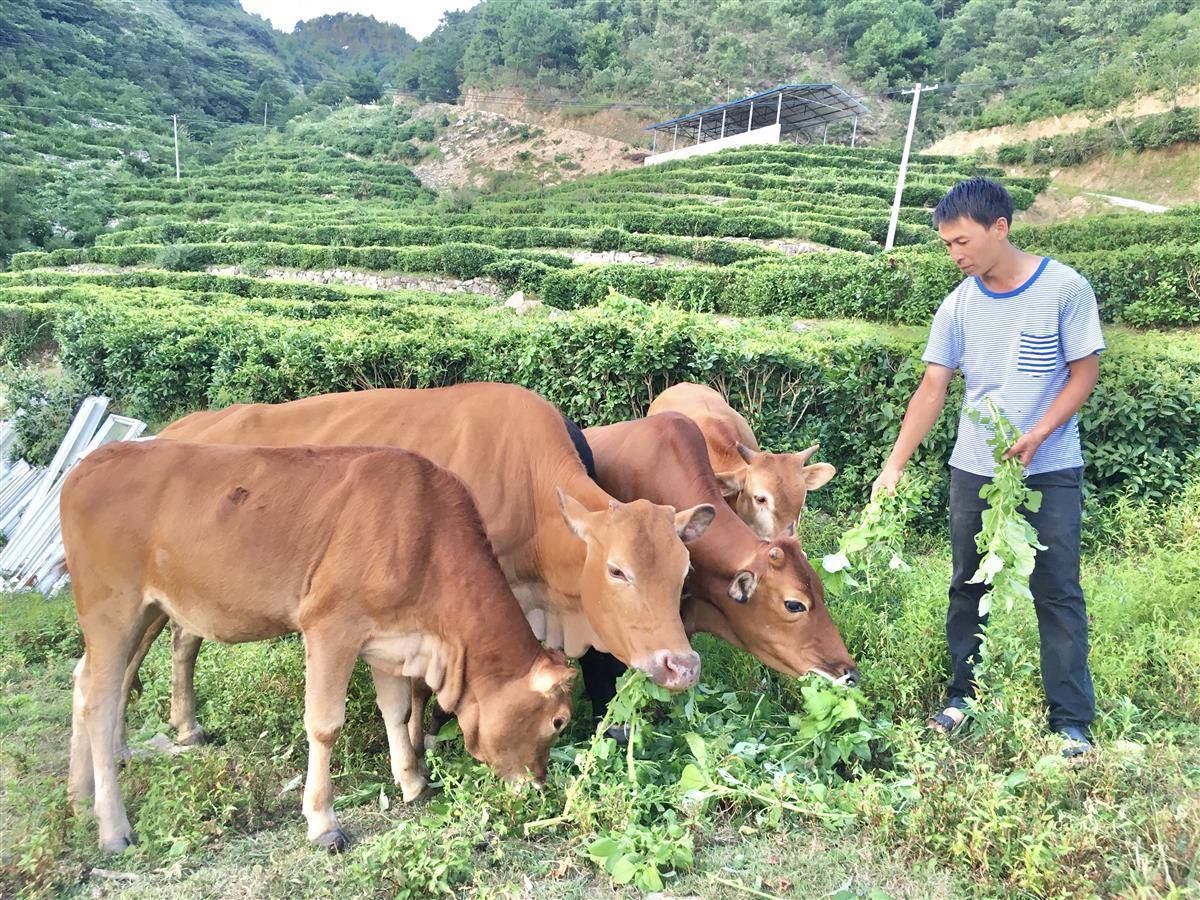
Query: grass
1 485 1197 898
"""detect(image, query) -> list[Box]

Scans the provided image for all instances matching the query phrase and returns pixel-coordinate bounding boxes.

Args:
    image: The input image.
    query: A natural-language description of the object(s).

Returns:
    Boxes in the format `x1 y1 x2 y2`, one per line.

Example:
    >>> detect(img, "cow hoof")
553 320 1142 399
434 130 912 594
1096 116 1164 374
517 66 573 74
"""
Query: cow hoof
315 828 349 853
100 832 135 853
176 726 207 747
401 780 429 804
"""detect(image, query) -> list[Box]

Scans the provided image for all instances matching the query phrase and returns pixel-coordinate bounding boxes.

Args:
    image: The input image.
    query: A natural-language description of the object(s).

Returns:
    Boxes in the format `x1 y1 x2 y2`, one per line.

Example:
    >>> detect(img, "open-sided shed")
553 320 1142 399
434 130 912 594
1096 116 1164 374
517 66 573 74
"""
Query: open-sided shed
644 83 869 165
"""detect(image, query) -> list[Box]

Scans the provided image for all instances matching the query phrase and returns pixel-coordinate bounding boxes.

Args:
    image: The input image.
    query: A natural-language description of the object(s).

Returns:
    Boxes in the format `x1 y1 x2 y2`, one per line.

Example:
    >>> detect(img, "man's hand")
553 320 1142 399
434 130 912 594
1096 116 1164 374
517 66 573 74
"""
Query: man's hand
871 464 903 498
1003 427 1048 468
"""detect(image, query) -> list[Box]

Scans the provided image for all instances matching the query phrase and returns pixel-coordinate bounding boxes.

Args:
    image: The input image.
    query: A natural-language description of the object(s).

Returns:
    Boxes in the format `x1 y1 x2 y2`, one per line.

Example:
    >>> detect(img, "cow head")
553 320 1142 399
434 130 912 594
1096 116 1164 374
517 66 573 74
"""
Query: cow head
458 648 576 784
558 490 714 691
715 444 836 539
686 536 858 685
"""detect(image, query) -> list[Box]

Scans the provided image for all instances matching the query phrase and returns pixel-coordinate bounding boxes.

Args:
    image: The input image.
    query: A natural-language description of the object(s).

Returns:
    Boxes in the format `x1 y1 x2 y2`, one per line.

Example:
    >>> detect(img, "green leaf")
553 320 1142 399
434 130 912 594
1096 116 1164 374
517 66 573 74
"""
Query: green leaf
587 837 619 862
677 763 708 793
609 855 637 884
637 866 664 892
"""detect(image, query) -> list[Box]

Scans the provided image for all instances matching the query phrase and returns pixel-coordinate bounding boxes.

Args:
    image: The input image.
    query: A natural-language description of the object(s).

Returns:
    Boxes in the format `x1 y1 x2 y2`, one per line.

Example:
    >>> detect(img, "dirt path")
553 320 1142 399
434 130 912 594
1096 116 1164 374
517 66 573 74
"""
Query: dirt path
927 84 1200 155
1086 192 1169 213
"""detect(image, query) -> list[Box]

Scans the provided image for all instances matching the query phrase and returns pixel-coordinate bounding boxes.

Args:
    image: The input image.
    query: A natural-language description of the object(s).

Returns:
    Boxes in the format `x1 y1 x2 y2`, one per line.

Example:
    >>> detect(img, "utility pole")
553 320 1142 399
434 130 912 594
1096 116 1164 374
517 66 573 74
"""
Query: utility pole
172 114 180 181
885 83 938 252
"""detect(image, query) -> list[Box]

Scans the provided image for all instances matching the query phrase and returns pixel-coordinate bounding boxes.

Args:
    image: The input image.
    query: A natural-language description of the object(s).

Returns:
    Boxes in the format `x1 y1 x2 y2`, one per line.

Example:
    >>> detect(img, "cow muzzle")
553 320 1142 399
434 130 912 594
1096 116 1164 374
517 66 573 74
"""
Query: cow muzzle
636 649 701 691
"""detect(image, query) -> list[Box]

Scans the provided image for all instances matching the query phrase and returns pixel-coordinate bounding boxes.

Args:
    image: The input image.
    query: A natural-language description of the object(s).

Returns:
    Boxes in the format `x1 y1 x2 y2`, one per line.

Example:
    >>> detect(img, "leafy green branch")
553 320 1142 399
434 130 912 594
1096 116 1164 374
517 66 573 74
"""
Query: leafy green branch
821 471 929 597
965 398 1047 617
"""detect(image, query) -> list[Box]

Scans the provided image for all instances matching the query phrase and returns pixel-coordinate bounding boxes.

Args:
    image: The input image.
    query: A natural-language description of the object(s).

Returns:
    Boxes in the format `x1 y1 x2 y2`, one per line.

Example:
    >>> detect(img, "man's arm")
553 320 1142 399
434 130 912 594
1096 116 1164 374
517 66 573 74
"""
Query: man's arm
872 363 955 497
1003 353 1100 466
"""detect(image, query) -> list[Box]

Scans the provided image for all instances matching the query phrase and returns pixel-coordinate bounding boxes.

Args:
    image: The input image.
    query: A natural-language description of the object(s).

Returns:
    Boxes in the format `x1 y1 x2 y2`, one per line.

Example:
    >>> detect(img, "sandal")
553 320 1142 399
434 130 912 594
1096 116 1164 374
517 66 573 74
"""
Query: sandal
1056 725 1094 759
926 703 967 735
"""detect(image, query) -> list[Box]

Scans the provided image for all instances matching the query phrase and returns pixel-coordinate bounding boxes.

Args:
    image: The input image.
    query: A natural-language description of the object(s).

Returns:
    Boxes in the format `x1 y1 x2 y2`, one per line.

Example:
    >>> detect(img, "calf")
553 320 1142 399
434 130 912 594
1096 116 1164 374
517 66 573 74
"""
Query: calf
648 382 835 538
586 414 857 683
63 441 575 853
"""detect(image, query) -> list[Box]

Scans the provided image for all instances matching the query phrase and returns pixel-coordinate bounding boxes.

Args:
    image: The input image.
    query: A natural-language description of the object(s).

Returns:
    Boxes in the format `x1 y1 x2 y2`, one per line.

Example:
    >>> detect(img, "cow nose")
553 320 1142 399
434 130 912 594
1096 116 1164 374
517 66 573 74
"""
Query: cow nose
835 667 860 688
642 649 701 691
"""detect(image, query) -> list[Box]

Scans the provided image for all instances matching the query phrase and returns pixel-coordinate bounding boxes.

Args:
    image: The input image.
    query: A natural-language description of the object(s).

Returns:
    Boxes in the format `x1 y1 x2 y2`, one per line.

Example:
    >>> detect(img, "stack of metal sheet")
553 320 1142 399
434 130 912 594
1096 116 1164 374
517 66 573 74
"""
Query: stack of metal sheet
0 398 148 595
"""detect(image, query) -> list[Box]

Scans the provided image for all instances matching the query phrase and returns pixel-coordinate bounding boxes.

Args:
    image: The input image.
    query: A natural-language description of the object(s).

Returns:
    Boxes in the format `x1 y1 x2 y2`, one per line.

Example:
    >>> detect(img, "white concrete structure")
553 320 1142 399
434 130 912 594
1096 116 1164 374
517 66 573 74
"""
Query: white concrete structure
644 83 869 166
645 123 782 166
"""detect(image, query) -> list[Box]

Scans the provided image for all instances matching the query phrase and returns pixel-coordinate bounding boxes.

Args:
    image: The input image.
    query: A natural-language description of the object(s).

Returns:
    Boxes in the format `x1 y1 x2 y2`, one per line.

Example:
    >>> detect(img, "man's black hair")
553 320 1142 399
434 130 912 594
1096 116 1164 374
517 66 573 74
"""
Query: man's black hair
932 177 1014 229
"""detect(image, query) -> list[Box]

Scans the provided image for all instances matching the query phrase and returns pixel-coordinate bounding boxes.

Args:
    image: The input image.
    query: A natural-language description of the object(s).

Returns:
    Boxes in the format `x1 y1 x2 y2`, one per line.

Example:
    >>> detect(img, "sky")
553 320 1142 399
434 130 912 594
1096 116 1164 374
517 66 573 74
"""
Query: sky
238 1 479 38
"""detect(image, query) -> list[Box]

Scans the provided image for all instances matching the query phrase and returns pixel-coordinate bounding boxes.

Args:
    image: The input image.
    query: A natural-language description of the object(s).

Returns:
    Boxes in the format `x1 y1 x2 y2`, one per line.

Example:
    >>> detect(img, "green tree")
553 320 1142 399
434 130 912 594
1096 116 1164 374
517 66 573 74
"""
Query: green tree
581 21 621 71
308 79 350 107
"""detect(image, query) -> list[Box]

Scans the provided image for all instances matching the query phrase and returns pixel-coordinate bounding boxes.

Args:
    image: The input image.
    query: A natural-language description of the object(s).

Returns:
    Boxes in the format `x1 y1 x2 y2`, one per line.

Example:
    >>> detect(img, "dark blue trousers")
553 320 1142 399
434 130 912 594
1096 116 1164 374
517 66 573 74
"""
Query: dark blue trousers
946 465 1095 730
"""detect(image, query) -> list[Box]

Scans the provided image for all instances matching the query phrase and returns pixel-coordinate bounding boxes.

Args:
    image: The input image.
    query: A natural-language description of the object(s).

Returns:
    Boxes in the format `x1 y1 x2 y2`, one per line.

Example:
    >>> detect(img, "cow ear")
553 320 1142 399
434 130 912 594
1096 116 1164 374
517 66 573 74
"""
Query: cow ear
675 503 715 543
557 488 593 541
530 652 576 695
803 462 836 491
735 442 758 464
728 569 758 603
714 466 747 498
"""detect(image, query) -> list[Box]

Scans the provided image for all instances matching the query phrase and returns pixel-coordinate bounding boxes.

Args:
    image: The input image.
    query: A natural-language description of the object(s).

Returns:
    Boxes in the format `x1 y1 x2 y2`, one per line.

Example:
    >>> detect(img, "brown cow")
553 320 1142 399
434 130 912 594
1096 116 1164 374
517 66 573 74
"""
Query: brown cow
647 382 836 539
585 413 858 683
150 384 712 747
63 441 576 853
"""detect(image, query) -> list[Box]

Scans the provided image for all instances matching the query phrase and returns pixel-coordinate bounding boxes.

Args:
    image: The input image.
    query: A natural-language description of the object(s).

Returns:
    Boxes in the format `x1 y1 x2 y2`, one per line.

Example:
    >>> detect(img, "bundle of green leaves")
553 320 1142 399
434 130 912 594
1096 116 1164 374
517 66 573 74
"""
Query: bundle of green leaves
820 471 930 597
965 399 1047 617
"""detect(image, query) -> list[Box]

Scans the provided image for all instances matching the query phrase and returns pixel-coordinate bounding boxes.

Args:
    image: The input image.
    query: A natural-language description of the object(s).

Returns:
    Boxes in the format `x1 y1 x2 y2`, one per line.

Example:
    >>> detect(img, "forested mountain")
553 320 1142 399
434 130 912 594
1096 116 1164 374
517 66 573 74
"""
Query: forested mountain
282 13 418 89
400 0 1199 131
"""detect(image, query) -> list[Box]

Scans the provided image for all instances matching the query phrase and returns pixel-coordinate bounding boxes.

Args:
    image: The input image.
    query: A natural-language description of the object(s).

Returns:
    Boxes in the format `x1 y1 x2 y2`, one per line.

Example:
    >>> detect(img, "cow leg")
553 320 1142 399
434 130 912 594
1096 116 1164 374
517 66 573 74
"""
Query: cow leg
413 680 456 755
169 623 206 746
115 612 168 759
69 655 94 807
409 679 432 757
370 667 428 802
301 632 357 852
79 603 160 852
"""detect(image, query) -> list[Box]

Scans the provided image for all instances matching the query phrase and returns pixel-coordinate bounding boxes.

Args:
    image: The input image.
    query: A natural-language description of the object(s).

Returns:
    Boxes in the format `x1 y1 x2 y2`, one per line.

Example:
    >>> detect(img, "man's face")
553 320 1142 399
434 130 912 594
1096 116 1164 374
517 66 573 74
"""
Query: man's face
938 216 1008 276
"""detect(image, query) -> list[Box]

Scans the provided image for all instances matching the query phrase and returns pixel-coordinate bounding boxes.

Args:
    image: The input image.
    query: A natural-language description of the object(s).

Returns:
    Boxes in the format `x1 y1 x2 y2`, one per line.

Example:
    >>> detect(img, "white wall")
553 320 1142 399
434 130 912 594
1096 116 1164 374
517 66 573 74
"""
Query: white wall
644 122 782 166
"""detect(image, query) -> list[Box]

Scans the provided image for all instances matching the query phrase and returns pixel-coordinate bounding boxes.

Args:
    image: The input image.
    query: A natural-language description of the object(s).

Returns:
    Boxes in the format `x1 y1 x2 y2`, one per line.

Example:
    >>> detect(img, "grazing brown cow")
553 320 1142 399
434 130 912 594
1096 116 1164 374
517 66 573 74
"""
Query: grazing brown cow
149 384 712 748
64 441 575 853
647 382 836 538
585 413 858 684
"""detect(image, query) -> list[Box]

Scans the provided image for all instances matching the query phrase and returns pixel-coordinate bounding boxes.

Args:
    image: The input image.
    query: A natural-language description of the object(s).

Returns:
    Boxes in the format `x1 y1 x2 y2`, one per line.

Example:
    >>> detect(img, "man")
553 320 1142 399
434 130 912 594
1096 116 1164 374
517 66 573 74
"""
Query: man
872 177 1103 757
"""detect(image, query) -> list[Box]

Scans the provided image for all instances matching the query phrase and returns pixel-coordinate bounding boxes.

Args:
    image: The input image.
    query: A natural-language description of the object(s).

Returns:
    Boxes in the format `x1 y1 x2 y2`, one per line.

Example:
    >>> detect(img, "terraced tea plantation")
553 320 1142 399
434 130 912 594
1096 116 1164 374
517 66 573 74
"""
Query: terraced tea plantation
2 129 1199 898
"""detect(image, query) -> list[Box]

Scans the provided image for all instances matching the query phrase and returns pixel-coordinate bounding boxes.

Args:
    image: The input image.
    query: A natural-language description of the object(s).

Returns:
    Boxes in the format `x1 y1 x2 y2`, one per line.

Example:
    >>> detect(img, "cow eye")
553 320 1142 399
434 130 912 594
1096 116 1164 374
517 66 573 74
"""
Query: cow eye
607 564 628 582
784 599 807 613
754 494 768 505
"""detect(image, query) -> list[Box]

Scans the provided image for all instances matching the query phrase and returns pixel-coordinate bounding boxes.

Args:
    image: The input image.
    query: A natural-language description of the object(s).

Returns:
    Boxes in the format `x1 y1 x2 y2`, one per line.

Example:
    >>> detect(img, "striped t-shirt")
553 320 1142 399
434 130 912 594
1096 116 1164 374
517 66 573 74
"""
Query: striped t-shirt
922 256 1105 477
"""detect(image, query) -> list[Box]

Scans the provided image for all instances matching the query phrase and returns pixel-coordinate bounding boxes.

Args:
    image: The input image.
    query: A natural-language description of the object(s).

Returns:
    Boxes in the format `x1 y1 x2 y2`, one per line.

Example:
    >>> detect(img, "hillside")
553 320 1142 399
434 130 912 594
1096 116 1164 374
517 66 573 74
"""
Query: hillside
0 0 419 263
399 0 1200 145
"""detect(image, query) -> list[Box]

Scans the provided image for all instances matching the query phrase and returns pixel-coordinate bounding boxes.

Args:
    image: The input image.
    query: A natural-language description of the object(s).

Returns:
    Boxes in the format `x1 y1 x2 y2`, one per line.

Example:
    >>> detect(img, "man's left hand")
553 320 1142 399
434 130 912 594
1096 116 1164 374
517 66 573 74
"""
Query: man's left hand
1004 428 1047 467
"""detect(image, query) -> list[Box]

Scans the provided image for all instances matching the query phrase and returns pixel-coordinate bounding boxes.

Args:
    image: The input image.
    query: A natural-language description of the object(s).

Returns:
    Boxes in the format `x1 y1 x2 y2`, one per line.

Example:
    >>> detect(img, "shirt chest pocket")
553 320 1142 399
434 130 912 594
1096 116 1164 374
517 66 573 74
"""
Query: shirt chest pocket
1017 331 1060 375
